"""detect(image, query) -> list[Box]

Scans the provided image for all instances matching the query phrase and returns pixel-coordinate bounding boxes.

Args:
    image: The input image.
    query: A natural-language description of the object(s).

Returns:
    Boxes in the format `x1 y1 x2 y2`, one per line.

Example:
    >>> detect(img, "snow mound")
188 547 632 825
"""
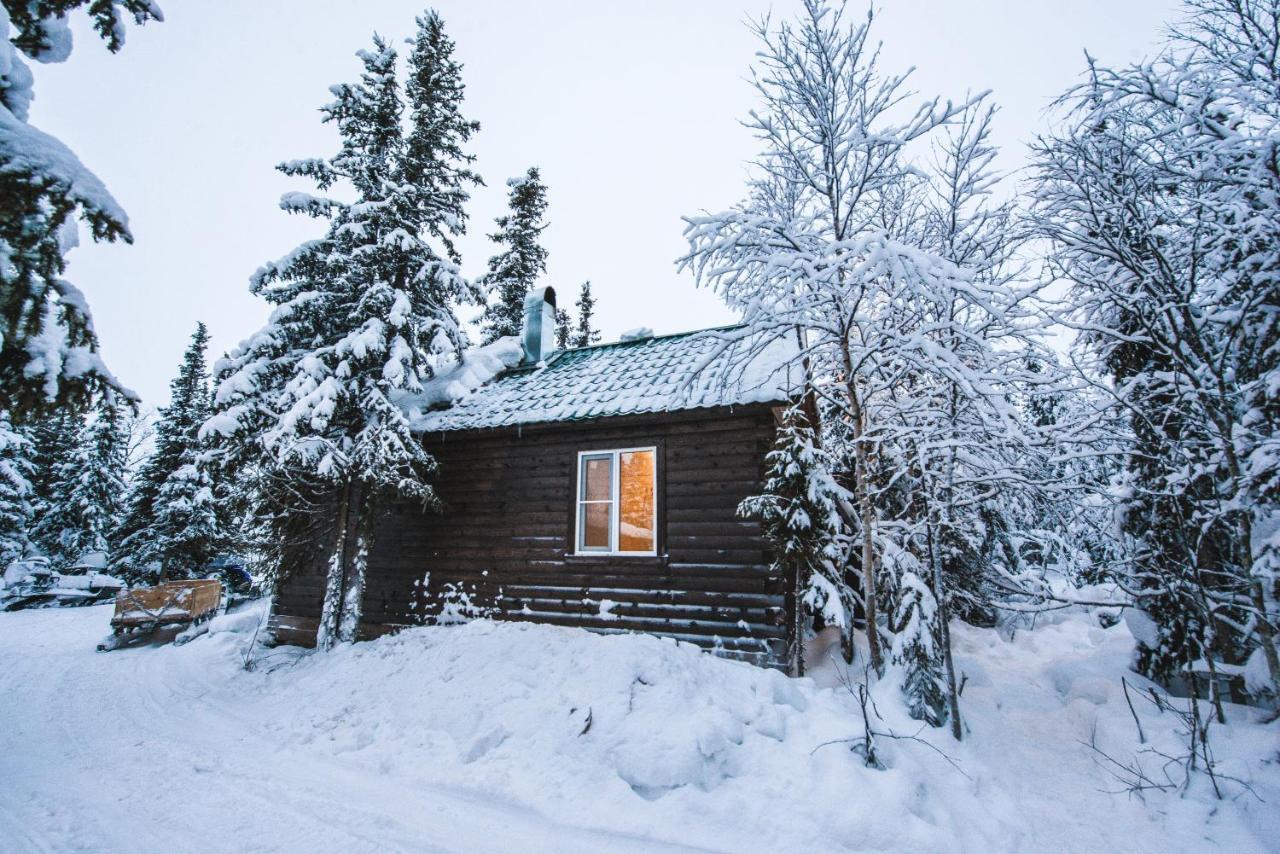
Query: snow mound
619 326 653 342
397 337 524 428
207 606 265 637
1 606 1277 852
284 621 805 799
265 617 1279 851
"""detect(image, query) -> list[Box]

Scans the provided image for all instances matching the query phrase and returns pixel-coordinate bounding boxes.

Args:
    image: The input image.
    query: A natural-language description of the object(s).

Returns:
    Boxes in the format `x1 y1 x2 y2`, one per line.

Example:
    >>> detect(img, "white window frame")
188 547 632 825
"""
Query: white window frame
574 446 658 556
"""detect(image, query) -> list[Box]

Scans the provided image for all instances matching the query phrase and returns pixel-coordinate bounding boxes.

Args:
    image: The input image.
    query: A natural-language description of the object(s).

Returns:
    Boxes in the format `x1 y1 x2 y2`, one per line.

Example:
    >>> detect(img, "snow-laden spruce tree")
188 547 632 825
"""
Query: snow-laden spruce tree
572 281 600 347
47 394 128 568
479 167 549 343
0 1 161 419
554 307 572 349
680 0 979 676
888 549 948 727
740 406 853 675
26 408 78 530
1031 0 1280 697
115 323 214 582
146 447 220 579
0 409 34 567
204 14 481 648
28 409 84 566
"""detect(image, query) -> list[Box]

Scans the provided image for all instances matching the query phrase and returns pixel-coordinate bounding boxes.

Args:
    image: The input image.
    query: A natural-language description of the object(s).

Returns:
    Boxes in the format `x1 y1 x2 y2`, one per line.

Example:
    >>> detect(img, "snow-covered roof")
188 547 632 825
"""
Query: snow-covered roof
403 325 798 433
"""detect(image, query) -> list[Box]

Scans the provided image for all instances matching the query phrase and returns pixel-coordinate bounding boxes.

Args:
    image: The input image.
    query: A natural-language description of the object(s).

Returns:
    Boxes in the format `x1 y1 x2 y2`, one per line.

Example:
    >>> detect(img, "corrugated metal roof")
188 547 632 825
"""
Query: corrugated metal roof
405 325 798 433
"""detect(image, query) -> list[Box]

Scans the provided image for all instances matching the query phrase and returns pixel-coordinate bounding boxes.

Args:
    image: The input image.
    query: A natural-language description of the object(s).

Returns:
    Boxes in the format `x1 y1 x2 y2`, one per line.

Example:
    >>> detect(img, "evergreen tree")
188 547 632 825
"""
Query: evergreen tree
4 2 162 55
402 10 481 272
52 395 128 567
115 323 213 581
479 168 549 343
147 447 221 579
206 15 481 648
739 407 854 675
554 307 572 349
0 410 34 567
572 280 599 347
890 561 948 727
29 411 85 566
1 1 161 419
26 409 79 524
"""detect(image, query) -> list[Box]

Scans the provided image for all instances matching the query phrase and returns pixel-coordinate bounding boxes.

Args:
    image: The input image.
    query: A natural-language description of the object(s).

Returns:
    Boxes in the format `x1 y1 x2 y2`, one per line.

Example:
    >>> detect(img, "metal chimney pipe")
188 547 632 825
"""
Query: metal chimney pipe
521 286 557 365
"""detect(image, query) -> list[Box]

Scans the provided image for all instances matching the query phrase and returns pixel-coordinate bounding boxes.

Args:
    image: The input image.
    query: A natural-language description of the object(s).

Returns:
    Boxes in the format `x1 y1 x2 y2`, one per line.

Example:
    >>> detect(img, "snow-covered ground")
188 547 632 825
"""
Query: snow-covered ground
0 603 1276 853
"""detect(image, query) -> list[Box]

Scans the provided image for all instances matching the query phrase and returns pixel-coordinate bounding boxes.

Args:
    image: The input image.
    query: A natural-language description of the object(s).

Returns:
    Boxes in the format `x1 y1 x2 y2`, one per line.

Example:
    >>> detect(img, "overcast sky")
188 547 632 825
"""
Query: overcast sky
30 0 1181 408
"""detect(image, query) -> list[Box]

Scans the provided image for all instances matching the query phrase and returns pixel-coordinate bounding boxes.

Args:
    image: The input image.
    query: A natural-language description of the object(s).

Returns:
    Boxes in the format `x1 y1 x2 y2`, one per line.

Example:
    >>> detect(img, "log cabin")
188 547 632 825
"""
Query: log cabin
269 287 800 667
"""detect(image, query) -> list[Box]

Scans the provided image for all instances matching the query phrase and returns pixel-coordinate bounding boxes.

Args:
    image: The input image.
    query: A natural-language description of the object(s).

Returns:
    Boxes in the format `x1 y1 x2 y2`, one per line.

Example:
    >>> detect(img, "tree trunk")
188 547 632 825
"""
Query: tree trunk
316 478 353 651
927 524 964 741
841 353 882 676
336 482 371 644
858 471 882 674
788 560 806 677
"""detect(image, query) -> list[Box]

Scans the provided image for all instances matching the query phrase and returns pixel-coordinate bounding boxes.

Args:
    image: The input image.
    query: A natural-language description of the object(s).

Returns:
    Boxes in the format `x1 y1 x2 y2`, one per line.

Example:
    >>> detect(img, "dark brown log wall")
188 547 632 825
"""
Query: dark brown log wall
270 405 787 666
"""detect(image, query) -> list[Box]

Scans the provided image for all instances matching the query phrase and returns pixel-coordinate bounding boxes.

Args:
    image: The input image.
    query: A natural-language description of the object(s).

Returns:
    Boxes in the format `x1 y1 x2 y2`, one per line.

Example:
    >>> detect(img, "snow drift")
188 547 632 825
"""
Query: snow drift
0 603 1277 852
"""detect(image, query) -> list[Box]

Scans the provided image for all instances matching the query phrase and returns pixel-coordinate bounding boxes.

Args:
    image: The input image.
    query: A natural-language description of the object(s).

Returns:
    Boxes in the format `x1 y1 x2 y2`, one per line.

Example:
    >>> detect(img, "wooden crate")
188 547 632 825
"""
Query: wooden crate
110 579 222 629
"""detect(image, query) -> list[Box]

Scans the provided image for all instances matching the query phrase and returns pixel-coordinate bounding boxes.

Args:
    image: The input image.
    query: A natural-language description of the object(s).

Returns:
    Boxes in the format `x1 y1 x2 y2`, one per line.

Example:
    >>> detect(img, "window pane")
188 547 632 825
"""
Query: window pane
580 502 611 550
581 456 612 501
619 450 655 552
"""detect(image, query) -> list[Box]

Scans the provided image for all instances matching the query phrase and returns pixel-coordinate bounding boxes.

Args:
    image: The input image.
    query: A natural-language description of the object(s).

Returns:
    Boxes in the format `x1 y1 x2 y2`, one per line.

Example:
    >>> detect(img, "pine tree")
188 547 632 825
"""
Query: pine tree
115 323 214 581
0 410 34 567
26 409 79 525
147 448 221 580
402 10 481 274
739 407 853 675
5 2 162 55
572 281 599 347
1 1 161 419
52 395 128 568
554 307 572 349
29 412 85 567
890 562 948 727
479 168 549 343
206 15 482 648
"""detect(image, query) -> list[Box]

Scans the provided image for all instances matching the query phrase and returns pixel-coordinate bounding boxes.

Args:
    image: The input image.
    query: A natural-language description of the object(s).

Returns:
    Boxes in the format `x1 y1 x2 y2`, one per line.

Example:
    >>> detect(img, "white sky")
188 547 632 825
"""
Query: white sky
30 0 1180 408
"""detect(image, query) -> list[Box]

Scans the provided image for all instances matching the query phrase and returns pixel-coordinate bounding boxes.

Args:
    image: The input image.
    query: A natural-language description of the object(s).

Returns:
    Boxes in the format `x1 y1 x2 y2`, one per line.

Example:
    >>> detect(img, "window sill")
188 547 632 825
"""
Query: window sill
564 553 667 566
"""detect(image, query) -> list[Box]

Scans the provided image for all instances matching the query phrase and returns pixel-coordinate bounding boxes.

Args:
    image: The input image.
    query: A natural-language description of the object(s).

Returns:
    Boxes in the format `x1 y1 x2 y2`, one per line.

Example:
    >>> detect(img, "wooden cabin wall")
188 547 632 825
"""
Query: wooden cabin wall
271 405 787 666
267 492 347 646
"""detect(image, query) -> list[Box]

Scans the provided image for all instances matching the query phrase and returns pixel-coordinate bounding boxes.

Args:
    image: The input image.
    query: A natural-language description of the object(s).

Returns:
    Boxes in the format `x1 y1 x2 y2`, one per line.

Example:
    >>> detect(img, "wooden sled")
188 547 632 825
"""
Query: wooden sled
97 579 223 652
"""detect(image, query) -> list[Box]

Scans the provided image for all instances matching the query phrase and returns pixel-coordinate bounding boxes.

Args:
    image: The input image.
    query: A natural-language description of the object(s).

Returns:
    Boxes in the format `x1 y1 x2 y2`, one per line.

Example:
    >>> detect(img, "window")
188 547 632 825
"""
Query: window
575 447 656 555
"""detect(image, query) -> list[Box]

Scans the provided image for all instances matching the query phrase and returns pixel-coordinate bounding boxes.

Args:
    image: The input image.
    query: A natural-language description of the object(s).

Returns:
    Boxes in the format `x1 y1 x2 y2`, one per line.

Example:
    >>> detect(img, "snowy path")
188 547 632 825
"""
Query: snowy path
0 602 1276 853
0 605 699 854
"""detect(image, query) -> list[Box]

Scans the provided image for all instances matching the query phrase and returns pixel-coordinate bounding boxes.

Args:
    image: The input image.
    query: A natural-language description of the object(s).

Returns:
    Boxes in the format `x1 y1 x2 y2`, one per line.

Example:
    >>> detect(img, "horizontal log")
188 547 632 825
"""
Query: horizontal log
365 573 781 600
366 559 778 582
496 609 787 640
483 595 783 626
363 617 786 661
667 521 762 537
366 577 783 605
496 585 782 609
